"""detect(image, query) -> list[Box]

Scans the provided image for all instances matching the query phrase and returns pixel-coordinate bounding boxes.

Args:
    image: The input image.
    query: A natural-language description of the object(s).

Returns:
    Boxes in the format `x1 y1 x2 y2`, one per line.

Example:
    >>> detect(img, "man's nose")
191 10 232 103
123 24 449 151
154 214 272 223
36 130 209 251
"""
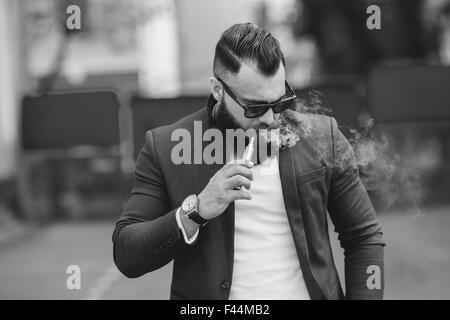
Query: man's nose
258 108 275 126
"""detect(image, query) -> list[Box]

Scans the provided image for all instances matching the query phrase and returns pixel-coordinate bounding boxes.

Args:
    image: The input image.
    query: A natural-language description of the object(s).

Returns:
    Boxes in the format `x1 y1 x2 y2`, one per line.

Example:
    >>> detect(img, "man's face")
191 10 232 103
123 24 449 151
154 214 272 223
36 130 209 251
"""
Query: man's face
215 62 286 131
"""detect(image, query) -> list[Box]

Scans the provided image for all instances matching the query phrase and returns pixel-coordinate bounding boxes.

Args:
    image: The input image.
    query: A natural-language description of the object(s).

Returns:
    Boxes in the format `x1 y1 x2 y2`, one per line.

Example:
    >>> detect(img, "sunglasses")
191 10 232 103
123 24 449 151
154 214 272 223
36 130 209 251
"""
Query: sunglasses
214 74 297 118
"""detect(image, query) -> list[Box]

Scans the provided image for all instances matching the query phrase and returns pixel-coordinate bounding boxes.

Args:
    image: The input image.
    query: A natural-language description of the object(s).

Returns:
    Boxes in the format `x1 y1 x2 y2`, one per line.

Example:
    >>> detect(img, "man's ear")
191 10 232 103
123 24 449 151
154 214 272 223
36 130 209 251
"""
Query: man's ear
209 76 222 101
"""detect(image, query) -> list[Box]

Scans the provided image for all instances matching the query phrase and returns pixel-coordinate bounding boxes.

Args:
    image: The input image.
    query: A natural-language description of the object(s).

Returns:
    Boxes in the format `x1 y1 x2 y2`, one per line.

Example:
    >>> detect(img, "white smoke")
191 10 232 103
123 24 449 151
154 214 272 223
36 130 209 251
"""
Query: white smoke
269 93 424 212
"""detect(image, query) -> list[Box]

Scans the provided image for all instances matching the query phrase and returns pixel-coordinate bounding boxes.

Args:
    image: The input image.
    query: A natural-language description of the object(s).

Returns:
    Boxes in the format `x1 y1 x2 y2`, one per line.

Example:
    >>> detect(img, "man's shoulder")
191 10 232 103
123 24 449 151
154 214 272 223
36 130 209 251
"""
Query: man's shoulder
144 107 209 145
286 111 337 165
283 110 334 142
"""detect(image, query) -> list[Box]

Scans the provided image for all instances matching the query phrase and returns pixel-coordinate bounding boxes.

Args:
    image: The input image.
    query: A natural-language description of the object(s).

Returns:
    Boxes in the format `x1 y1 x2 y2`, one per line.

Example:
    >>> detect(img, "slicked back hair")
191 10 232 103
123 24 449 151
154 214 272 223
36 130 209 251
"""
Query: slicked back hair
213 23 285 78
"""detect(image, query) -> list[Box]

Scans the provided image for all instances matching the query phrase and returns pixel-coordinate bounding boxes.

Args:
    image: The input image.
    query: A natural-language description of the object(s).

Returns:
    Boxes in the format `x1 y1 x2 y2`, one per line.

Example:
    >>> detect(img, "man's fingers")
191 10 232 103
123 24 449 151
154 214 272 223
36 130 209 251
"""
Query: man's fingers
228 189 252 201
222 160 239 171
223 164 254 181
222 159 254 171
227 175 251 190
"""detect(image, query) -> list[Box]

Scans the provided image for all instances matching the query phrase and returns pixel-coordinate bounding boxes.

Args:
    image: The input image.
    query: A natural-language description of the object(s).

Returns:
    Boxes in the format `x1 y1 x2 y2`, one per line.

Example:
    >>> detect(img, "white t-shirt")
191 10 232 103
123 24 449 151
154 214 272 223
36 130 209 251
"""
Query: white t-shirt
229 156 310 300
176 156 310 299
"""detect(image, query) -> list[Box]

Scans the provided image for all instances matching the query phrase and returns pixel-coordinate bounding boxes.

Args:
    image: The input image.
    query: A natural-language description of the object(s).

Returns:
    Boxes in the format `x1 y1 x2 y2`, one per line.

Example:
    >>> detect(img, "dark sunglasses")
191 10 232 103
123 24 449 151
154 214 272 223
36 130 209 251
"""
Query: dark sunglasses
214 74 297 118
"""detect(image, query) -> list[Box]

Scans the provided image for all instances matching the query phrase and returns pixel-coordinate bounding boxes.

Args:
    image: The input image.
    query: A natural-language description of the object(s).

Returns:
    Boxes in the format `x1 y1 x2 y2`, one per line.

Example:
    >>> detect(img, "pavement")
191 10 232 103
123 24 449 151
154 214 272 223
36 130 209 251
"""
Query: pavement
0 206 449 299
0 220 172 299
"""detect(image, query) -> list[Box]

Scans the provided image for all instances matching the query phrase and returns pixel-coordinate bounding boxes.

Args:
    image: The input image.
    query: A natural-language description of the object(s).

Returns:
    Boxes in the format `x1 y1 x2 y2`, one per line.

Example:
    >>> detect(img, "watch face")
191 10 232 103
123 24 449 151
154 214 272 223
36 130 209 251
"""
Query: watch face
182 195 196 212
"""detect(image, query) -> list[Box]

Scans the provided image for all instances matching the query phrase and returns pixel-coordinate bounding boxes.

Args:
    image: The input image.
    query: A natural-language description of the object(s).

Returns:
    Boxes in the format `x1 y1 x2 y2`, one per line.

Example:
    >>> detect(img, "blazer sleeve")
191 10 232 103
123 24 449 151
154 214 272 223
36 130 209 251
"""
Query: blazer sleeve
327 117 386 299
112 130 192 278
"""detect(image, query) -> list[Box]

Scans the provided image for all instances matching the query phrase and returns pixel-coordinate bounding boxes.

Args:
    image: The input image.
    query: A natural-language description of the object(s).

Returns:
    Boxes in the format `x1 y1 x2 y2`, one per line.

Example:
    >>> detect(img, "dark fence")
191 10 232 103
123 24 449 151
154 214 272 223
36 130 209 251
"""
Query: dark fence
16 65 450 219
131 96 205 159
22 91 120 150
19 90 123 220
367 65 450 207
367 65 450 123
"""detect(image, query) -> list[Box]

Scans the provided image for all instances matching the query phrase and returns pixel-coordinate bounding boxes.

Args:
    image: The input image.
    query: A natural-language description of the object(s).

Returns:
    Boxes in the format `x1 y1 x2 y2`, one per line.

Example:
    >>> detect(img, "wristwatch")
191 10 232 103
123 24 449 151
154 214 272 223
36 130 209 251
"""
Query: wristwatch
180 194 208 226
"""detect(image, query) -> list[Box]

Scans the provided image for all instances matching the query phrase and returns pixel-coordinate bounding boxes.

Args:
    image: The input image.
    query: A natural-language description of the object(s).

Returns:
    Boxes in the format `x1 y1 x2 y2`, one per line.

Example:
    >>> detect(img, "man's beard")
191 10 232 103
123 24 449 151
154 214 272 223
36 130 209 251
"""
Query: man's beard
213 96 281 132
213 96 281 162
212 96 241 130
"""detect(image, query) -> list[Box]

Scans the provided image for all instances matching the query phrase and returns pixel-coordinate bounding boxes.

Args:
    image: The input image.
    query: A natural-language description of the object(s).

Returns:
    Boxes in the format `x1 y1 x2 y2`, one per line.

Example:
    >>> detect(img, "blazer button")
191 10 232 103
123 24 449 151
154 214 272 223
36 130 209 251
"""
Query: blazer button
221 281 230 289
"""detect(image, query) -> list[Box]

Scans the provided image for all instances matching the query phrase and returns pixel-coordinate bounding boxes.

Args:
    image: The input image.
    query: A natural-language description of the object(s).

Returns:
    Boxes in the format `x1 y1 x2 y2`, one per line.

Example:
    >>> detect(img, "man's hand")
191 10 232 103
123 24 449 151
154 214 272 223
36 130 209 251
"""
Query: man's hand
198 160 254 220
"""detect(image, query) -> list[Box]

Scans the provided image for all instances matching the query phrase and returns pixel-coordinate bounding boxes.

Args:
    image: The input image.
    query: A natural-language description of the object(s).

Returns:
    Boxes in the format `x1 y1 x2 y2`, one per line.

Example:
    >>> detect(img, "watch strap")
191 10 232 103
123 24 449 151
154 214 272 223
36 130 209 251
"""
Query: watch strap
186 210 209 226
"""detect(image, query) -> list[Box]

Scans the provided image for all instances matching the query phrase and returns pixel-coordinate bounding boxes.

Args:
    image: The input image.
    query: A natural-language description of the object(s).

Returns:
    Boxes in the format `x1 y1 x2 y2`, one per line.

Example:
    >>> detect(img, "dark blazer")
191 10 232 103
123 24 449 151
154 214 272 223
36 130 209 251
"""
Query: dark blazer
113 99 385 300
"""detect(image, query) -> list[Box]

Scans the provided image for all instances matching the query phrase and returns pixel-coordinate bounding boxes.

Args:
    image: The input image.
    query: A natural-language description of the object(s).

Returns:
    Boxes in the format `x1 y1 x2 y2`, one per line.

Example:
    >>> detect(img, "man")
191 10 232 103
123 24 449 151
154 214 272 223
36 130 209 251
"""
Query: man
113 23 385 300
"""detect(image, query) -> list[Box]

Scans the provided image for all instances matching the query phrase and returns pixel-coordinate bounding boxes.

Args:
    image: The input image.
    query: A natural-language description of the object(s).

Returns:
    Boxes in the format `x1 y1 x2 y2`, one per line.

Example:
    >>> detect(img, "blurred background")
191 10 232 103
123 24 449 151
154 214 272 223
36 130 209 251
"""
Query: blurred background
0 0 450 299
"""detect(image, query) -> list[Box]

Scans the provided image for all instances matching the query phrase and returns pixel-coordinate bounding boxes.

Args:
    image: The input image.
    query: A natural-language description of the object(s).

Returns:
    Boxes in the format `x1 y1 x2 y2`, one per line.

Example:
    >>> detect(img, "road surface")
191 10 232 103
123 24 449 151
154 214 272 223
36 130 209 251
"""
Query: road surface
0 206 449 299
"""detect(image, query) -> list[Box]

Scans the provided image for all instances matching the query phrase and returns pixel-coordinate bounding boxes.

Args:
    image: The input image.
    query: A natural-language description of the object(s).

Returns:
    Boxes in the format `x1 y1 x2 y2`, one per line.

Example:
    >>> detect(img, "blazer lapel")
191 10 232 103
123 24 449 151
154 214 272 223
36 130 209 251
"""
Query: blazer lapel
279 147 324 299
196 161 235 288
191 134 235 289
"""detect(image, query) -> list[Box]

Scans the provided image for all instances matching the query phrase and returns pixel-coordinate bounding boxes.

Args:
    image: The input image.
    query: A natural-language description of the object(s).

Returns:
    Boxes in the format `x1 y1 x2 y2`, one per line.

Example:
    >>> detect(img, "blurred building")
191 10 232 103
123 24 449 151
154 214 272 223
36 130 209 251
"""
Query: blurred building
0 0 26 181
1 0 450 221
175 0 315 94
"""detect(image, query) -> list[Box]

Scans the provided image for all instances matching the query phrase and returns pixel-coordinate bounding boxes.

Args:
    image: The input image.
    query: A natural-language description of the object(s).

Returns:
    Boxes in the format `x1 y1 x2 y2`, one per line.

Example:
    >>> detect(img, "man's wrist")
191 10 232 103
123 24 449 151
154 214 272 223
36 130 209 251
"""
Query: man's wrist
187 194 209 225
176 208 200 244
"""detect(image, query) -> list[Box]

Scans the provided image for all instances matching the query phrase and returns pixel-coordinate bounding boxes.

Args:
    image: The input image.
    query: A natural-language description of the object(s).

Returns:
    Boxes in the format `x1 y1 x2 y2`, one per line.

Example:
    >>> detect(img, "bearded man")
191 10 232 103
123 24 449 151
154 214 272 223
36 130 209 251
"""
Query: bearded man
112 23 385 300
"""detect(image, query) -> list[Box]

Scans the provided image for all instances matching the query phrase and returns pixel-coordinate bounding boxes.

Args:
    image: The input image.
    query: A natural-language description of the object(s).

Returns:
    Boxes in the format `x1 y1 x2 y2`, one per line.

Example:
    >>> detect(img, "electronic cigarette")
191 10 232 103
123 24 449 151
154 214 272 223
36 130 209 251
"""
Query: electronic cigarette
242 137 255 163
234 137 254 190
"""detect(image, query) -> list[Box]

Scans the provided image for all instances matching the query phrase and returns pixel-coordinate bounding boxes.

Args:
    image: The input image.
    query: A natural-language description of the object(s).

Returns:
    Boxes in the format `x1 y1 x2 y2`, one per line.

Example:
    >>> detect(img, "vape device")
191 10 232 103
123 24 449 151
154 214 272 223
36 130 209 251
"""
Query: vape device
234 137 254 190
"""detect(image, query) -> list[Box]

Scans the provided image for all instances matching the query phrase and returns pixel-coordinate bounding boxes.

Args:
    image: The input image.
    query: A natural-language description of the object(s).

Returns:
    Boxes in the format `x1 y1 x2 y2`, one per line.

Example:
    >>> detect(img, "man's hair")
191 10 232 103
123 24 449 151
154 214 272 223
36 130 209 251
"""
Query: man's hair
213 23 285 78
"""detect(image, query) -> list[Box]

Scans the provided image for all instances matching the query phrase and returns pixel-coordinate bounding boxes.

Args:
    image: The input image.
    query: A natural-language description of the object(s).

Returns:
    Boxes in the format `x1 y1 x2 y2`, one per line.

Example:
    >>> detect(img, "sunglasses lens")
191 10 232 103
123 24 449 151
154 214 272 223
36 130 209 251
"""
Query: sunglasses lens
273 98 295 113
246 106 269 118
245 99 295 118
